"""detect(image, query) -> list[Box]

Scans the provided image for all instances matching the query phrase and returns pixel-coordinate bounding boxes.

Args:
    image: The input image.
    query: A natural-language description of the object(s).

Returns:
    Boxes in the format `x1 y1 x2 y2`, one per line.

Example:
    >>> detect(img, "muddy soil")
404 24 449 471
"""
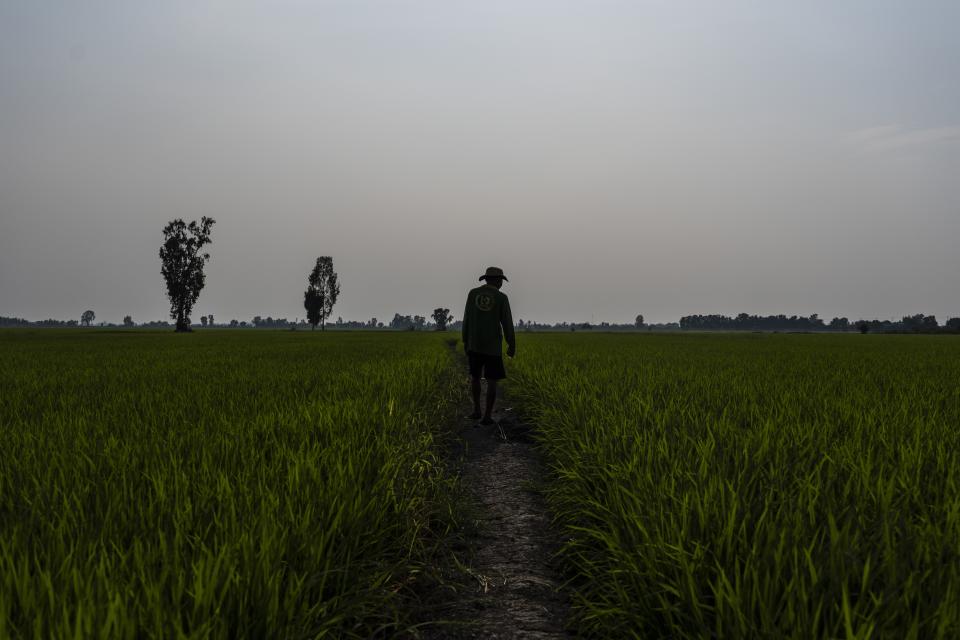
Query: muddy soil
419 385 571 639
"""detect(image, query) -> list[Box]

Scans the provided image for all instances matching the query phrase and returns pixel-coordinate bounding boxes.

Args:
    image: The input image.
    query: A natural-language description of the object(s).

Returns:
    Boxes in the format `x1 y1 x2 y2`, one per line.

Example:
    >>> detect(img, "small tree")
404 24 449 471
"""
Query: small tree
303 256 340 331
635 314 644 329
432 308 453 331
123 315 134 327
201 316 208 327
856 320 870 334
81 310 95 326
159 217 216 332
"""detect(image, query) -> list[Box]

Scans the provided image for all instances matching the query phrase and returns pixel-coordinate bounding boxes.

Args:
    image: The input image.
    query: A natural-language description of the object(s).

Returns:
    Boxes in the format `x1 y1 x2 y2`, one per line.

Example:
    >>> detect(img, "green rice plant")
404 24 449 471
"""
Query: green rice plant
0 330 461 638
509 333 960 639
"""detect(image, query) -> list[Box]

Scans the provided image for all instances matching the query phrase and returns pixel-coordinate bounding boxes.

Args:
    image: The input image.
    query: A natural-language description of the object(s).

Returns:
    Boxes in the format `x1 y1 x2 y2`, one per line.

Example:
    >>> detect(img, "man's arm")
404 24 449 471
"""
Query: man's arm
461 297 471 353
501 295 516 357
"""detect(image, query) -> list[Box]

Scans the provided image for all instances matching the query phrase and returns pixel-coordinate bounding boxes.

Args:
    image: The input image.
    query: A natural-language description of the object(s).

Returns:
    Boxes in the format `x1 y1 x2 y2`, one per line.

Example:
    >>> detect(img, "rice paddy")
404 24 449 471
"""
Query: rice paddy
509 333 960 638
2 329 958 638
0 330 460 638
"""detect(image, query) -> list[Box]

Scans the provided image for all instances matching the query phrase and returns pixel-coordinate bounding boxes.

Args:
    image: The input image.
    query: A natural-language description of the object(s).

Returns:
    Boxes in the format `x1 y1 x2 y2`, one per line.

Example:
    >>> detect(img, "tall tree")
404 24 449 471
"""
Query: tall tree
81 310 95 327
159 217 216 332
432 307 453 331
635 314 644 328
303 256 340 331
123 315 134 327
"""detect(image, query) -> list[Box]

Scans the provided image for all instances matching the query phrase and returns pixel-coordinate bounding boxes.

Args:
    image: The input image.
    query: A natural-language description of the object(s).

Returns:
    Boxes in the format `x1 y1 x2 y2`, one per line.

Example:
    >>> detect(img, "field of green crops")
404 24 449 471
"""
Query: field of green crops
509 333 960 639
3 329 959 638
0 330 461 638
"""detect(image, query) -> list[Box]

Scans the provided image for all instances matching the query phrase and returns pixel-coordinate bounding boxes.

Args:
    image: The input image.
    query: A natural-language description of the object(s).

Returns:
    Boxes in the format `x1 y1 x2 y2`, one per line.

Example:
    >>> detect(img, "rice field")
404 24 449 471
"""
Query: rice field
509 333 960 638
0 330 460 638
3 329 959 638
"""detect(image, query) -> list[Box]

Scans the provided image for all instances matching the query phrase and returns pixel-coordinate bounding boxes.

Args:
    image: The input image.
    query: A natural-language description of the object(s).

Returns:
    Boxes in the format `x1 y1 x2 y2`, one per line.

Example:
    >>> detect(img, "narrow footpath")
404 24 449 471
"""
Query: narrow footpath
421 389 571 639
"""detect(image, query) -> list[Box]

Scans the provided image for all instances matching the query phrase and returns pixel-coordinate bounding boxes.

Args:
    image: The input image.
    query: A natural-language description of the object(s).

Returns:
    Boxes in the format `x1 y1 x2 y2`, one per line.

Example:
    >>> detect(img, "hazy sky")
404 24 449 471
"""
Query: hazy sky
2 1 958 324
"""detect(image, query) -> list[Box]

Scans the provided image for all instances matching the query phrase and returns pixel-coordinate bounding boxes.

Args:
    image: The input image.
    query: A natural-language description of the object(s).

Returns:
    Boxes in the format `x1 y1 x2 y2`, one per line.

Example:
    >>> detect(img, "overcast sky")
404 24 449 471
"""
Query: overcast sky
2 1 958 325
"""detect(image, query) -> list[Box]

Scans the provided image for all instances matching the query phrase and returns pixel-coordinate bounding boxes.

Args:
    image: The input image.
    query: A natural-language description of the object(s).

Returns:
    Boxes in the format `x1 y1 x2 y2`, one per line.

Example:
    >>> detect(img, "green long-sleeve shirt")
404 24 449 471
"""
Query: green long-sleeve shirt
462 285 515 356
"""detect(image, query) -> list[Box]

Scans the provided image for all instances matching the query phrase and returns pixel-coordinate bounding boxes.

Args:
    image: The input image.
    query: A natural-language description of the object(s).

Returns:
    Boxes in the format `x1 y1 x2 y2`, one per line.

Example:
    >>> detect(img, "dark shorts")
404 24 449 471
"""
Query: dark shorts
467 351 507 380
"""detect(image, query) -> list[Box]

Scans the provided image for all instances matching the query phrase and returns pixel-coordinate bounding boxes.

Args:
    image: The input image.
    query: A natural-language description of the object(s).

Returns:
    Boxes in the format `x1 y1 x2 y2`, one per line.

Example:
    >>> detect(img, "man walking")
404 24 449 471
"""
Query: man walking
462 266 516 424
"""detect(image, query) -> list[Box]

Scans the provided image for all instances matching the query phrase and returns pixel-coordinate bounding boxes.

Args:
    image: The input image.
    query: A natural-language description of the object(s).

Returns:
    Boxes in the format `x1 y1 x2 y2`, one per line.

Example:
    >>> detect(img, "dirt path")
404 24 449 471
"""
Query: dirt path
420 386 571 639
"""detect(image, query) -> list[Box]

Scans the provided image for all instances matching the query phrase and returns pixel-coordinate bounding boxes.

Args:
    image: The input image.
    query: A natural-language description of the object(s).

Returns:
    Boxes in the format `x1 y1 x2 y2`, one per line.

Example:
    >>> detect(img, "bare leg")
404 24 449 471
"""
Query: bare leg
471 376 482 418
483 379 497 423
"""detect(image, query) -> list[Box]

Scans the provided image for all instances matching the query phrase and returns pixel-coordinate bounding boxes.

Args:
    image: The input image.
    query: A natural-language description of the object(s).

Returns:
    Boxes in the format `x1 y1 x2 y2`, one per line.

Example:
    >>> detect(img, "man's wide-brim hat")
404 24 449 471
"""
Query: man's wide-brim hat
479 266 508 281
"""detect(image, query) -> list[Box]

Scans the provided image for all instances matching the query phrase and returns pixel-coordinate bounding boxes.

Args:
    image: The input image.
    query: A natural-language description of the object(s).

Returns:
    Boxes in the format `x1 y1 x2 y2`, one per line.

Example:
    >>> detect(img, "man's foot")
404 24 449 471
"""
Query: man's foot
468 410 482 420
480 416 495 426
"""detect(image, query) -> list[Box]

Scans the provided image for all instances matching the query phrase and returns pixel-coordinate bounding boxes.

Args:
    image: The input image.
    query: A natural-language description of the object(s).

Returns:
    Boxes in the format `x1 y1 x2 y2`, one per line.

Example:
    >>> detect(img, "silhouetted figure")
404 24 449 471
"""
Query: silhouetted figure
462 267 516 425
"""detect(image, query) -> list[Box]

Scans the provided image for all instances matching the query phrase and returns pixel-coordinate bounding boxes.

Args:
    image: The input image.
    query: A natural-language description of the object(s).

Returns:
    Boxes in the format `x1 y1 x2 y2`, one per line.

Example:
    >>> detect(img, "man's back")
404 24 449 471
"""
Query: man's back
462 285 515 356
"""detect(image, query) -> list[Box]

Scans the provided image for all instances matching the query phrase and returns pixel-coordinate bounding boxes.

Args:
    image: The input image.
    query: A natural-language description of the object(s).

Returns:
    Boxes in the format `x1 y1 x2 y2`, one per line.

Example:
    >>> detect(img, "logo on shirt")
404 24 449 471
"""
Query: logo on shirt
475 293 495 311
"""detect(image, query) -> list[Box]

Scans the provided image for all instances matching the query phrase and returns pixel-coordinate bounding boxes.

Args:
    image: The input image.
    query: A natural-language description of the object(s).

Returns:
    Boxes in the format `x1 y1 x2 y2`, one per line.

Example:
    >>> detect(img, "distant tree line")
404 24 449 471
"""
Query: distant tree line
140 320 173 328
0 316 79 328
678 313 960 334
4 310 959 334
514 319 681 332
215 314 445 330
0 315 176 328
854 315 959 334
251 316 294 329
389 314 427 331
680 313 832 331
